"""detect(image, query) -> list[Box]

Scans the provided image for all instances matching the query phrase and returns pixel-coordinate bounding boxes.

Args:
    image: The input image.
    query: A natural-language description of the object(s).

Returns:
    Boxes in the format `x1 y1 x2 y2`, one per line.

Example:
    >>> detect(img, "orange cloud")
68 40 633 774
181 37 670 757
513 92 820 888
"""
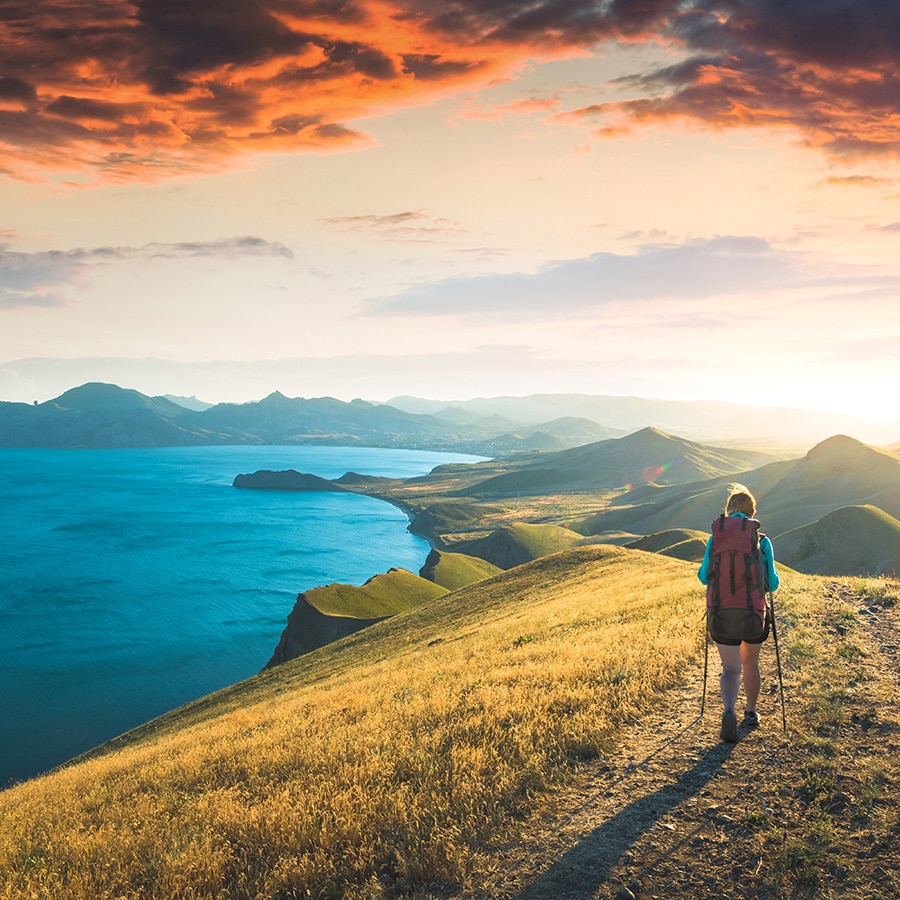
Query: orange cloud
2 1 899 182
1 0 628 181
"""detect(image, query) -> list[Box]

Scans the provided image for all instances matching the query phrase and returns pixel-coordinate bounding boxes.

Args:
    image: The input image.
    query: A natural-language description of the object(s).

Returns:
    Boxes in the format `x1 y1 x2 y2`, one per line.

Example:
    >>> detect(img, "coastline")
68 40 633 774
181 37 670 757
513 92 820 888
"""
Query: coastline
2 446 474 787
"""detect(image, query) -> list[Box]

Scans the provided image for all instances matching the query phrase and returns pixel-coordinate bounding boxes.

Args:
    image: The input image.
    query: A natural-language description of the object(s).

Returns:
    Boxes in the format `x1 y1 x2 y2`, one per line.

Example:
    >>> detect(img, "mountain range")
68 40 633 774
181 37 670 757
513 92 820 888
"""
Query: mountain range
2 381 898 451
0 382 618 453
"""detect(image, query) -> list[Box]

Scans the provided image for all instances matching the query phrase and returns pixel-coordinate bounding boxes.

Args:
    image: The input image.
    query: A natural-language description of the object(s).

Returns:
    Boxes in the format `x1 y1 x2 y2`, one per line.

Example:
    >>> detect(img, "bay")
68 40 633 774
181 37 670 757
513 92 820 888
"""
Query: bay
0 446 482 786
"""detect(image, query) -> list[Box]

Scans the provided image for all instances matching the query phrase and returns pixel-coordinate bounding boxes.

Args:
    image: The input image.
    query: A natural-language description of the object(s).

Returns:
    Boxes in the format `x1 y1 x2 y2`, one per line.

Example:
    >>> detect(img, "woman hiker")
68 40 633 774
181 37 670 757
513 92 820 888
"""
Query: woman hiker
698 483 780 742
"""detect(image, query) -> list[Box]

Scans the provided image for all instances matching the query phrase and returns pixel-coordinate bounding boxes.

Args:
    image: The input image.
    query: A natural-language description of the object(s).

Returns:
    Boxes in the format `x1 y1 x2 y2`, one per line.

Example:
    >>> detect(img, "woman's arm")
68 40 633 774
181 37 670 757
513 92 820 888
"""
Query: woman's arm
760 535 780 592
698 535 713 584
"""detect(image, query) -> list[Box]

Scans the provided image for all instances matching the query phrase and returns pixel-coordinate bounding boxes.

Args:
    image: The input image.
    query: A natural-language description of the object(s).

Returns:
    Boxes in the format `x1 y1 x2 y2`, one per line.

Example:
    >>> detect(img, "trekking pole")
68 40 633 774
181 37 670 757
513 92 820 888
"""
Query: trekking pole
700 614 709 719
768 592 787 732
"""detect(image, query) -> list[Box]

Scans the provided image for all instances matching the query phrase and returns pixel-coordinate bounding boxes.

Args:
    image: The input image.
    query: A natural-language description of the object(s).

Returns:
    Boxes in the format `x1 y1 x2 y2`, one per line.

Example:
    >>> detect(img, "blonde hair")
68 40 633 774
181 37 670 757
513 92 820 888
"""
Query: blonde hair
725 482 757 517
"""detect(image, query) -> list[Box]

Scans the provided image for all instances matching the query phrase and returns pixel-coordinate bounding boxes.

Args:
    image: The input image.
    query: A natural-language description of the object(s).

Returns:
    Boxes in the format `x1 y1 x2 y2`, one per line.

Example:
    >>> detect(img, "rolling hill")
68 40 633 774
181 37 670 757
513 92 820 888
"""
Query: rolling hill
626 529 710 563
265 568 449 667
776 505 900 577
3 547 898 899
456 522 585 569
574 435 900 568
418 549 504 591
459 426 779 495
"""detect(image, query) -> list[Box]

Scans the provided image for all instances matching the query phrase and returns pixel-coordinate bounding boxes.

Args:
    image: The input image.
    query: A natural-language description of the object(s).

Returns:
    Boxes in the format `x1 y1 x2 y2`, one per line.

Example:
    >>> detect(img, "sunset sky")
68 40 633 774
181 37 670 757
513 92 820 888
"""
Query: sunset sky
2 1 899 420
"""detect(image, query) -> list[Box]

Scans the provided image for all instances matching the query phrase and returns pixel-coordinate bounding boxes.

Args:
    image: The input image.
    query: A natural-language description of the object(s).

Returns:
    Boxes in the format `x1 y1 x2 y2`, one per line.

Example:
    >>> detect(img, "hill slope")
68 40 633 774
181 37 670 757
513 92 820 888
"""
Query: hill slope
2 553 897 899
457 522 584 569
776 505 900 577
461 426 778 495
418 549 504 591
0 547 702 899
576 435 900 546
265 567 449 667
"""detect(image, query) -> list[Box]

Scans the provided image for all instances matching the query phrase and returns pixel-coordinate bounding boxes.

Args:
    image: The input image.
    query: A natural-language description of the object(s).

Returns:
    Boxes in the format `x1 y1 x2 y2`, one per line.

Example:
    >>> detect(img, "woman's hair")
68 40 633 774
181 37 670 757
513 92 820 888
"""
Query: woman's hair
725 482 757 517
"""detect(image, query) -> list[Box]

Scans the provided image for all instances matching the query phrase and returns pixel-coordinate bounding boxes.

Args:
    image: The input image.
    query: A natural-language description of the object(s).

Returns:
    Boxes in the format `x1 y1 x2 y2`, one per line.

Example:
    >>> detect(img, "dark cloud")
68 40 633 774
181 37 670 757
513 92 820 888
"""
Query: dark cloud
597 1 900 157
2 1 899 178
401 54 483 81
0 76 38 106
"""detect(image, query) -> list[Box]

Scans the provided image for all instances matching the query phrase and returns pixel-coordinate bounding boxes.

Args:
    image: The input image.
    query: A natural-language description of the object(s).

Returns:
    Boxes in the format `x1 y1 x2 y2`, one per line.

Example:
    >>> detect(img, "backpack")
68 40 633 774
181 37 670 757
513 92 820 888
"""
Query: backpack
706 514 768 643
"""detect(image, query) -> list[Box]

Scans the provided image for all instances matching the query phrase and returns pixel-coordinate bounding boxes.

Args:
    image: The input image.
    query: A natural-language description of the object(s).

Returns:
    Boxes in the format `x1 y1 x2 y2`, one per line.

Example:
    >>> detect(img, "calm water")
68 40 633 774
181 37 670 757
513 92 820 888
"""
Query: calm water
0 446 482 786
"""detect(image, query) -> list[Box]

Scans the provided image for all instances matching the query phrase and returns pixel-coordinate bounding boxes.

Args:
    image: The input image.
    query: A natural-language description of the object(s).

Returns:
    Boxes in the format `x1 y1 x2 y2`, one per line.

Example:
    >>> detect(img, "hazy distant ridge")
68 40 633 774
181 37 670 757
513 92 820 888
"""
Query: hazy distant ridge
0 383 615 453
2 382 896 450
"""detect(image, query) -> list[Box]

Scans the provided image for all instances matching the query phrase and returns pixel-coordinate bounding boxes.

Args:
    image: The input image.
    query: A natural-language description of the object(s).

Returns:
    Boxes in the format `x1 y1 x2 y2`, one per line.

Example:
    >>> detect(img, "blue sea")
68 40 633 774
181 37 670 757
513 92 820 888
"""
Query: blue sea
0 446 483 787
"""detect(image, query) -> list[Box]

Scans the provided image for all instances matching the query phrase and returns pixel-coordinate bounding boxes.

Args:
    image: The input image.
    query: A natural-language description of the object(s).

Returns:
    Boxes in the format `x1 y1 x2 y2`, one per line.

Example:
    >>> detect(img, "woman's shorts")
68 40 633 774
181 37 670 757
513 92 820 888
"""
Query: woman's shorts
712 609 771 647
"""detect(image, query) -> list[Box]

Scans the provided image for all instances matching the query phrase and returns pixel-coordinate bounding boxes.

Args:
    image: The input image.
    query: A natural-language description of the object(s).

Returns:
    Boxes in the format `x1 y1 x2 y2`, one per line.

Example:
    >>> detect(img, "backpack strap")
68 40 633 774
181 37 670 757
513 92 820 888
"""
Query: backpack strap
710 515 725 610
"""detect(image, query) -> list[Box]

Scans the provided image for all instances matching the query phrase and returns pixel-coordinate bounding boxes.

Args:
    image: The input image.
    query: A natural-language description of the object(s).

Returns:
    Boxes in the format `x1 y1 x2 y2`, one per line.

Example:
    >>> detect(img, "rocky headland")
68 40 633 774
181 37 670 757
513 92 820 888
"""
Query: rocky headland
233 469 349 491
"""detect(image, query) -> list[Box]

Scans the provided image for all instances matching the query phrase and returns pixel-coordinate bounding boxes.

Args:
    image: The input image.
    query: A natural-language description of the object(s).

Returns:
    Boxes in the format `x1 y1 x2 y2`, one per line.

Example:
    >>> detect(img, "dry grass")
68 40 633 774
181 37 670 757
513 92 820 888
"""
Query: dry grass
0 547 701 900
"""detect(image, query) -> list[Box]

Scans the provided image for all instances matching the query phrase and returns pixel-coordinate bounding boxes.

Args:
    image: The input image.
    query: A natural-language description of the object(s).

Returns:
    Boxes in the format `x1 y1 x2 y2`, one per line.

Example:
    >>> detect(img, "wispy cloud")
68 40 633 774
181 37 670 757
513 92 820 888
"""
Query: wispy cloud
3 1 899 180
0 249 86 308
0 237 292 308
368 236 868 320
321 210 468 241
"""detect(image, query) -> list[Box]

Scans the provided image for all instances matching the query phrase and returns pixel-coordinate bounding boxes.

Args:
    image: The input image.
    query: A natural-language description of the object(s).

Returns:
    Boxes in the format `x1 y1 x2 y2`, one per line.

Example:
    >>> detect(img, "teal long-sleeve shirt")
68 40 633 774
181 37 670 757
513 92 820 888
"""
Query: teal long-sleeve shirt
697 511 780 592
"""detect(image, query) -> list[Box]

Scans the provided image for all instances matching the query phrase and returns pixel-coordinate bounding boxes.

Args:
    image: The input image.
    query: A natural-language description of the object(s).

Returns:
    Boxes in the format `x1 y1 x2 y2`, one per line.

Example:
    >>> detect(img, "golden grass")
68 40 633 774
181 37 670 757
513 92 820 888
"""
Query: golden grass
0 547 702 900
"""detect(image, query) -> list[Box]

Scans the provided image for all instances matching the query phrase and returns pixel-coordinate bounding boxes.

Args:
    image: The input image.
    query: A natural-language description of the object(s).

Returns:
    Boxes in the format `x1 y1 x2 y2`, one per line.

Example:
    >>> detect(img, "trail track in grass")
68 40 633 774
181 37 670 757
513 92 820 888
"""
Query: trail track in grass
461 578 900 900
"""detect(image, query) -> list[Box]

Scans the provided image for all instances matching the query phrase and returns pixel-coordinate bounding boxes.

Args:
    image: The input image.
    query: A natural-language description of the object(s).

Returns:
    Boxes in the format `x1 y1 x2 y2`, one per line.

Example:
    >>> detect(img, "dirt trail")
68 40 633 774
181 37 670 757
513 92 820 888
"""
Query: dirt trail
461 583 900 900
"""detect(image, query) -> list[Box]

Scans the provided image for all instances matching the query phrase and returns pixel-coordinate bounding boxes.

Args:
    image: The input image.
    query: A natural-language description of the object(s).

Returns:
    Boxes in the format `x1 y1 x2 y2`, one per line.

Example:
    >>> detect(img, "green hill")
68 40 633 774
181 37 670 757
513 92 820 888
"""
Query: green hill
418 549 504 590
304 567 449 618
457 522 583 569
776 505 900 577
626 529 709 563
575 435 900 542
265 568 450 667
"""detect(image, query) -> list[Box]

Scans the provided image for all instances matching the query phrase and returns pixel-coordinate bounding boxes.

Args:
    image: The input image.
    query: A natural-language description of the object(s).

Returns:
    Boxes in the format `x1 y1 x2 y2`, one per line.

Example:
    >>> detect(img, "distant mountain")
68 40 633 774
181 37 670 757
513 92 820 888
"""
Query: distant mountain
777 505 900 577
163 394 214 411
0 383 223 448
460 426 779 495
386 392 900 446
0 382 617 452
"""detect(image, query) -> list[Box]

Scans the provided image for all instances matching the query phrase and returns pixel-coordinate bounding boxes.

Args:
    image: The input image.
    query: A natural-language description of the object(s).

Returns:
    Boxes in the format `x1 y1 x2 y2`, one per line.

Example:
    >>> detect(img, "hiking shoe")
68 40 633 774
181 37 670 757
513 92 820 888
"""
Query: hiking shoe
720 710 738 742
743 710 761 728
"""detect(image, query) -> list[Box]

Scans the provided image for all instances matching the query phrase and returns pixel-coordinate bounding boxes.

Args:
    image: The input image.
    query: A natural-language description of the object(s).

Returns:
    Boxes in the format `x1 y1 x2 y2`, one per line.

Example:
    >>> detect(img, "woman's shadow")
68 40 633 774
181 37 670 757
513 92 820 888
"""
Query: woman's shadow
511 719 737 899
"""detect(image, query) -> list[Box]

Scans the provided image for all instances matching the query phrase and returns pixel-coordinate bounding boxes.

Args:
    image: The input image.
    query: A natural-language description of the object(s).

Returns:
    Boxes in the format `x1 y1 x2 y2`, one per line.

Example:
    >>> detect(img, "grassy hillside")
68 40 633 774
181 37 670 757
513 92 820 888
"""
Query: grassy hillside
2 550 898 899
457 522 584 569
626 528 709 563
303 567 449 618
460 426 778 495
572 435 900 549
0 548 702 900
418 549 504 591
777 505 900 577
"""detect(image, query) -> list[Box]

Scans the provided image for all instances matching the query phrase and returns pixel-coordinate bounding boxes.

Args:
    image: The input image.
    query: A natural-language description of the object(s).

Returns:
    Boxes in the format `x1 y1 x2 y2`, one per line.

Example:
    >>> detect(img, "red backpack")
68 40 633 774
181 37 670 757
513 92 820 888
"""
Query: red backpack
706 514 768 642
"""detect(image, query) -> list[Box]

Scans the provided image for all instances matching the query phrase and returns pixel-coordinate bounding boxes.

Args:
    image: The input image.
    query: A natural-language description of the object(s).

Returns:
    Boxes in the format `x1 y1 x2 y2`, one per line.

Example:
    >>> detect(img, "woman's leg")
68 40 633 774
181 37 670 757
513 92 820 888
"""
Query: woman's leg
716 643 742 712
741 641 763 712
